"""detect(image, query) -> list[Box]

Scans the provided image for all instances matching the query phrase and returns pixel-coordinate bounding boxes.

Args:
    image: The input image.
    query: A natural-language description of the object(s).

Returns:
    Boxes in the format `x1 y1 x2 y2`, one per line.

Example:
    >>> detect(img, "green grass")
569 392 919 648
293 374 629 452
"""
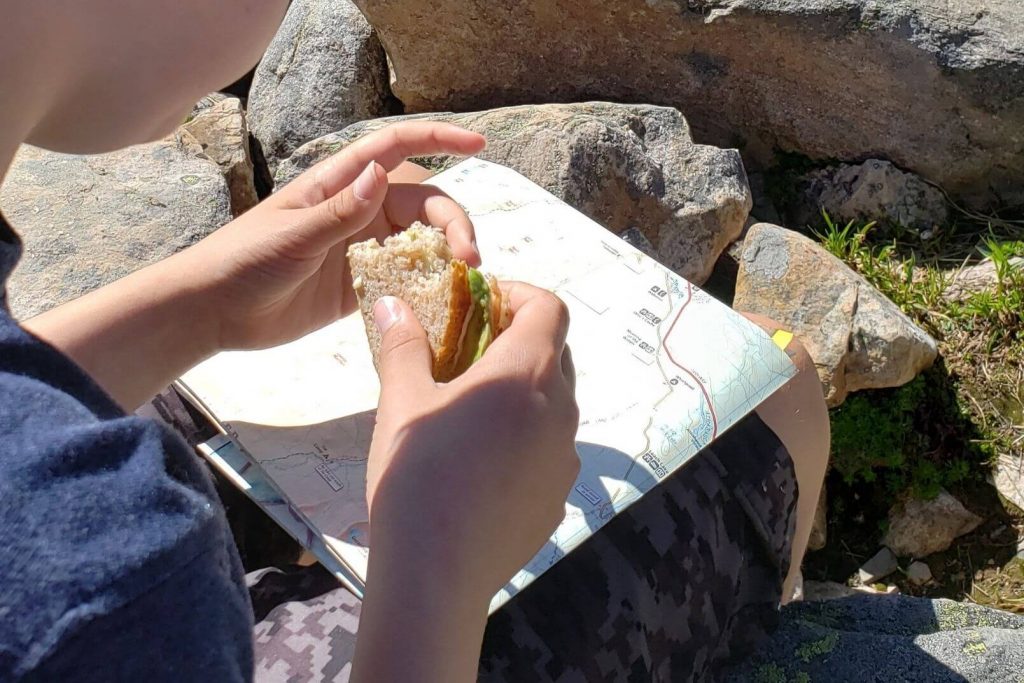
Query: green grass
812 212 949 332
813 210 1022 506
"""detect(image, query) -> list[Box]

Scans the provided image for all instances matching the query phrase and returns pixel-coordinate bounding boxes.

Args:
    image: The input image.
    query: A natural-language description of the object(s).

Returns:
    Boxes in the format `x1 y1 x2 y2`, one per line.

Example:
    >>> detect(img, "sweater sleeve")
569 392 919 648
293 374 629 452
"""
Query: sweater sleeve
0 353 253 681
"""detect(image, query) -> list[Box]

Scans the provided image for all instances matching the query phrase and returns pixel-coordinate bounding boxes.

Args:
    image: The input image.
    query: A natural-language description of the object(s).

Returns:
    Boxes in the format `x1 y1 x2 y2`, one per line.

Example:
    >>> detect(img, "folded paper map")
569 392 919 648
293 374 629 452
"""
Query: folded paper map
177 158 796 613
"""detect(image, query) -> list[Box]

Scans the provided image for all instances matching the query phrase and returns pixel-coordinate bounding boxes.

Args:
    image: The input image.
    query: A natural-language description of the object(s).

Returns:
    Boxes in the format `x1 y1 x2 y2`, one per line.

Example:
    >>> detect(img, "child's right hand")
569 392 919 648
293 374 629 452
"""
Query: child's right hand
365 281 580 604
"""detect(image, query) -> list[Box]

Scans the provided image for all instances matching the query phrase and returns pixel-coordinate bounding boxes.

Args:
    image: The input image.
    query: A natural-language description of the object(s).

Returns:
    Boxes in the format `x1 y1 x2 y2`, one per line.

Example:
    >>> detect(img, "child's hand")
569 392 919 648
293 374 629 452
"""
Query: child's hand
353 282 580 680
185 121 486 351
365 281 580 602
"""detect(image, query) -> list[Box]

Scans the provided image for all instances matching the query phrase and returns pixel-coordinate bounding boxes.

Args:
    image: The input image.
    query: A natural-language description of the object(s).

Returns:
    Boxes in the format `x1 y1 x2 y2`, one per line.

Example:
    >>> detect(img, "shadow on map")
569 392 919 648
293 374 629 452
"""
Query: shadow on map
499 440 658 602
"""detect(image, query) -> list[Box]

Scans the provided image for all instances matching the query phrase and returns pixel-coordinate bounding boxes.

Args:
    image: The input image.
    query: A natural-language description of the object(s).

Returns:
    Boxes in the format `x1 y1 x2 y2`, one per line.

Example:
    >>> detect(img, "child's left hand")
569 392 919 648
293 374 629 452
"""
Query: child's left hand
23 122 486 410
185 121 486 351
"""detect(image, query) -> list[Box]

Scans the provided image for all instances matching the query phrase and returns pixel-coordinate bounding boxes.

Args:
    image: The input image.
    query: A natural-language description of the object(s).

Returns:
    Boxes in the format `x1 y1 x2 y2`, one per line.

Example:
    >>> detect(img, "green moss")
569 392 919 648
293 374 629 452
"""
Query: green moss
796 632 839 663
937 601 971 630
408 155 455 173
830 367 983 500
961 630 988 655
830 379 918 485
754 663 788 683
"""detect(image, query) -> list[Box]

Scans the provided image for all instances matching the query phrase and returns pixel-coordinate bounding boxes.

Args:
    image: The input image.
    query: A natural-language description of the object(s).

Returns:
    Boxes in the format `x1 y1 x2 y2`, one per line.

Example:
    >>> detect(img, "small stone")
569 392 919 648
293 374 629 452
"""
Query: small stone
907 561 933 585
883 488 984 558
858 547 899 584
943 258 1024 302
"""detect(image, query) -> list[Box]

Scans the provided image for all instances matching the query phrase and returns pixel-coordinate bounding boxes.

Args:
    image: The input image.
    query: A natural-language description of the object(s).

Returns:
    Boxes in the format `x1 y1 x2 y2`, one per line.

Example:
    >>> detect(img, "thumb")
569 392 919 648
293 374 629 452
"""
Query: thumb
292 161 388 257
374 296 435 399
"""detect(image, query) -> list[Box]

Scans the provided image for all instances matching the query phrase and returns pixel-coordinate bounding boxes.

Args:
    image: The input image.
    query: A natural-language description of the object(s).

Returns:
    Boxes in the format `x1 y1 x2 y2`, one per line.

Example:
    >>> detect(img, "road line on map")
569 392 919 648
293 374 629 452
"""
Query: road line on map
662 282 719 439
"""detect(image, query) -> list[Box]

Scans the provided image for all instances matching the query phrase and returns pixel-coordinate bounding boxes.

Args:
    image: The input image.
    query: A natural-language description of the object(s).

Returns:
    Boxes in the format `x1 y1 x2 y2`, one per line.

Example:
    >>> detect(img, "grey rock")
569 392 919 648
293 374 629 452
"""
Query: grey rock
883 488 984 558
618 227 658 260
907 561 933 585
1 132 231 319
355 0 1024 209
184 95 258 216
249 0 391 172
858 547 899 584
793 159 949 231
808 484 827 551
734 223 938 406
723 595 1024 682
277 103 753 283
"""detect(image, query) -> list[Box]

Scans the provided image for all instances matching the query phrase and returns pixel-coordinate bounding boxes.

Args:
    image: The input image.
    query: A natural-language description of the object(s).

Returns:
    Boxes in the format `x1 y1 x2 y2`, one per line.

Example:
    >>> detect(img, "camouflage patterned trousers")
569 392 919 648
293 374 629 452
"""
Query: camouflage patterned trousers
248 413 798 682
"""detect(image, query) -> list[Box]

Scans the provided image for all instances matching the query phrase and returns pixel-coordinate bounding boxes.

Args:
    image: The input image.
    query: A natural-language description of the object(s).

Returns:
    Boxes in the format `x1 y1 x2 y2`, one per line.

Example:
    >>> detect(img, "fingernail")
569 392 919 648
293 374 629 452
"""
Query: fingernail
353 161 380 201
373 296 402 334
471 238 480 259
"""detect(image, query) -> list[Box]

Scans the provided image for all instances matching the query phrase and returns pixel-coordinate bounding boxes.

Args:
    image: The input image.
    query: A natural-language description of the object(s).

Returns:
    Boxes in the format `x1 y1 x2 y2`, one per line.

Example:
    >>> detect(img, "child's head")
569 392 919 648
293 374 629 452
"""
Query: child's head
12 0 288 154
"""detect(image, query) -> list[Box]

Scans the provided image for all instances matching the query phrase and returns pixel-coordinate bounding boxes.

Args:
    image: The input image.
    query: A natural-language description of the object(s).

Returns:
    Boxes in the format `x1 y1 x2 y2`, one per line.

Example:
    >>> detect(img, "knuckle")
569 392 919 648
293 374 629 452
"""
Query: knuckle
323 190 353 222
564 398 581 428
542 292 570 327
381 323 423 357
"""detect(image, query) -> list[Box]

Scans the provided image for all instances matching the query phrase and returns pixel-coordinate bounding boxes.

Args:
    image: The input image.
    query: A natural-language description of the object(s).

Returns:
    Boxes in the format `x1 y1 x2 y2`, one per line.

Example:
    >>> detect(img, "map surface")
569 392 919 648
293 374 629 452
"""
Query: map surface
179 158 796 612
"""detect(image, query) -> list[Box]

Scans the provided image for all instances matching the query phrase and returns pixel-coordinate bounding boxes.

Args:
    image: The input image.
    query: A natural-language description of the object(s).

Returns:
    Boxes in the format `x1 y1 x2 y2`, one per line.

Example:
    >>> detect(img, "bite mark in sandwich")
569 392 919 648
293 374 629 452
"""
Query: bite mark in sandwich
347 223 509 382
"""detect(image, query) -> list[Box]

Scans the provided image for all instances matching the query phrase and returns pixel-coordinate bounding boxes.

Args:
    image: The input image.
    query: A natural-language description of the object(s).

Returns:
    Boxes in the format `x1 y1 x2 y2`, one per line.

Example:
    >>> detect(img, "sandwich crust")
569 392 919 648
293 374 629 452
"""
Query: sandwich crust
433 259 472 382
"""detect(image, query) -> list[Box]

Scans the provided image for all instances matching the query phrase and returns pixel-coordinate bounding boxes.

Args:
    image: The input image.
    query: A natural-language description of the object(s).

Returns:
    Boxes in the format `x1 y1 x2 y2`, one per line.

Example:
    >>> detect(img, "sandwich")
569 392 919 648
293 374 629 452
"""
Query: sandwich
347 222 509 382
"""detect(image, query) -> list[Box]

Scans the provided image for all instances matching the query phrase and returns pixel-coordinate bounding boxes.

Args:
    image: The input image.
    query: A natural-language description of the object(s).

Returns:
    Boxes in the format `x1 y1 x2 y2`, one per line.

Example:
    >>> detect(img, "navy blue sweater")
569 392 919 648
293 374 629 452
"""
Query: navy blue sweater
0 217 253 680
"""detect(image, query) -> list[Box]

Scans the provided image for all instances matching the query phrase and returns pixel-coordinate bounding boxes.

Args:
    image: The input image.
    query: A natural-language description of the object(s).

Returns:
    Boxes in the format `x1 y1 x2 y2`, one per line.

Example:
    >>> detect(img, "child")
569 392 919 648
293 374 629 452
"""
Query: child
0 2 828 680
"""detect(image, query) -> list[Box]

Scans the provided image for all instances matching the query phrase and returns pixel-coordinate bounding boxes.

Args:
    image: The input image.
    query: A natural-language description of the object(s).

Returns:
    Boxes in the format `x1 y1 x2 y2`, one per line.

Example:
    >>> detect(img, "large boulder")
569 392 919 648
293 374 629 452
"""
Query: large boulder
354 0 1024 209
248 0 392 172
0 132 231 319
883 488 983 558
184 94 258 216
277 103 752 283
734 223 937 406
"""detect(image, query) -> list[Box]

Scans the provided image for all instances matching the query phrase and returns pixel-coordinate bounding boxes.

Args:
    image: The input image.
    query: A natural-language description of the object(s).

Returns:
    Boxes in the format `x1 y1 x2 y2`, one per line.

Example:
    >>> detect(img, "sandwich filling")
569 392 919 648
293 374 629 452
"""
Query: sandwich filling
453 268 493 374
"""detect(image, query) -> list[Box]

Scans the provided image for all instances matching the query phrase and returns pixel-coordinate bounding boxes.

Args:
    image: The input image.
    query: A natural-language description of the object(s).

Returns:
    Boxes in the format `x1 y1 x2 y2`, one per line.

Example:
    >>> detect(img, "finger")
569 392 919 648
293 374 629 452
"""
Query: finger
287 161 389 259
374 296 436 402
275 122 486 209
383 184 479 267
487 282 570 365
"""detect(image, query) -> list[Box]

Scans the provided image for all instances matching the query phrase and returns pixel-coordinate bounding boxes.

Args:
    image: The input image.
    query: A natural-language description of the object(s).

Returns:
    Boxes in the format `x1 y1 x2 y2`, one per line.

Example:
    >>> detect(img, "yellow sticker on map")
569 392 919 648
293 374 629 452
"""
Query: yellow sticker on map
772 329 794 351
